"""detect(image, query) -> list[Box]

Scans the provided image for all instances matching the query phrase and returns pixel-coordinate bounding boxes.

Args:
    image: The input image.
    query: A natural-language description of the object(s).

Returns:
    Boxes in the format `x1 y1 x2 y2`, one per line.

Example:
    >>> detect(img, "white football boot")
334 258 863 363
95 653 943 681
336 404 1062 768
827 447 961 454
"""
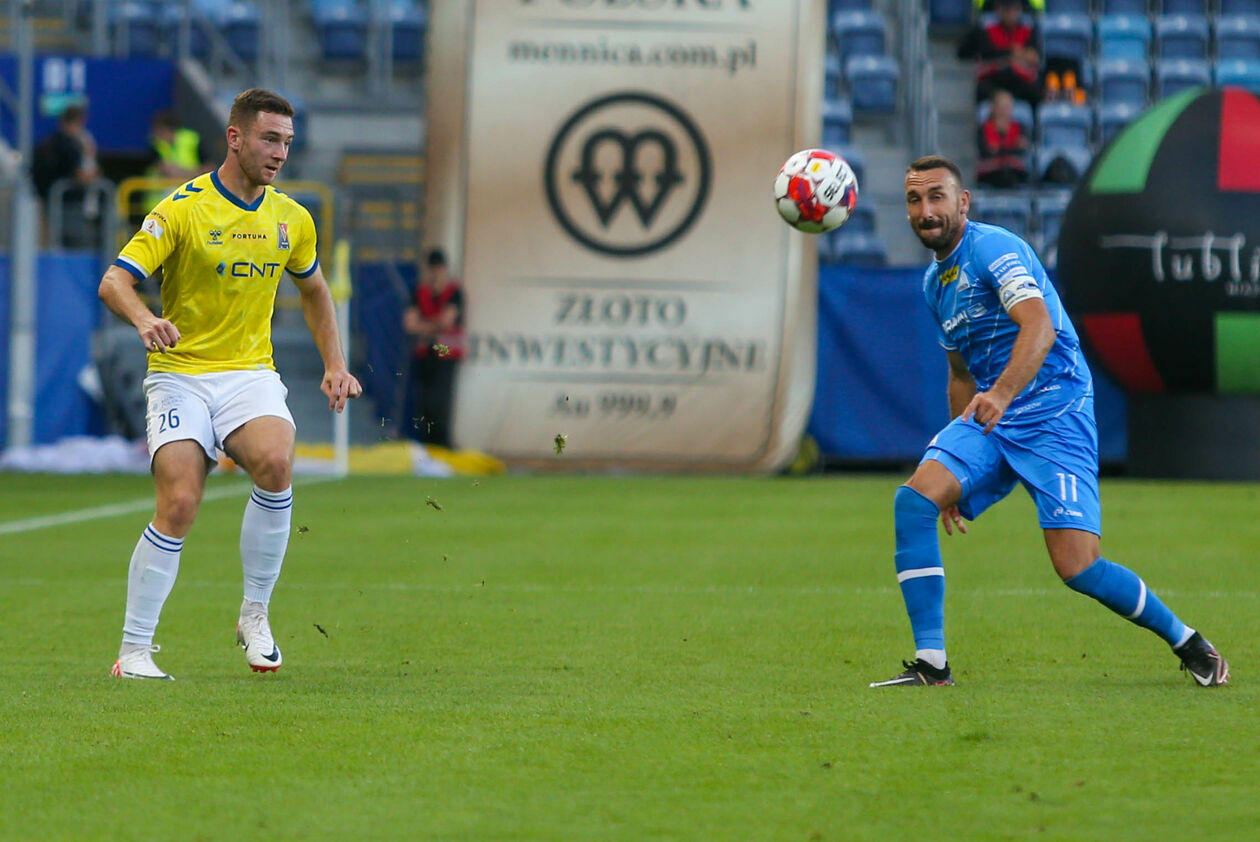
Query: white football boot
236 600 282 673
111 643 174 680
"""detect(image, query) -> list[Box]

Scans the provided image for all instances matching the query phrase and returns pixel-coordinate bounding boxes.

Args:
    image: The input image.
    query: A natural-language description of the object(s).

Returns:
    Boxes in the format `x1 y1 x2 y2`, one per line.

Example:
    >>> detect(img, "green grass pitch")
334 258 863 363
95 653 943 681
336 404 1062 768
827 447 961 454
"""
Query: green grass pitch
1 472 1257 841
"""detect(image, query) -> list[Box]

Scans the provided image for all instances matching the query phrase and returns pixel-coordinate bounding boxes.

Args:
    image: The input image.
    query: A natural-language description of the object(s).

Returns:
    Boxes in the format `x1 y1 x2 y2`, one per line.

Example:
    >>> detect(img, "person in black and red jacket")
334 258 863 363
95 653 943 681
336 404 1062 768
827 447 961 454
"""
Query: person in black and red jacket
403 248 465 448
957 0 1042 108
976 90 1030 189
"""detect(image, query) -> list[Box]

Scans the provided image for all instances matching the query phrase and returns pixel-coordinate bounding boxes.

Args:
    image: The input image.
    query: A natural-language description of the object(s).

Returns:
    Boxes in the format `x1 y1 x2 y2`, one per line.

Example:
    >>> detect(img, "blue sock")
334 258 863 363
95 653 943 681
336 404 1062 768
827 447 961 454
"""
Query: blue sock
894 486 946 653
1064 557 1190 647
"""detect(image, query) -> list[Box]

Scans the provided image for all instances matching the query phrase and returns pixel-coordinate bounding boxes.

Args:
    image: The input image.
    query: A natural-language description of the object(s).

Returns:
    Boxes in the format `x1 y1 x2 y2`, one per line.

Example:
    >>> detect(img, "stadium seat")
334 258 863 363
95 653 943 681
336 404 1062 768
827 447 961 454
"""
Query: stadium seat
1035 144 1093 185
1097 15 1152 60
1038 102 1093 149
1097 57 1151 105
1216 57 1260 94
381 0 426 63
1099 0 1150 15
111 1 163 57
969 192 1033 239
314 1 369 61
1041 14 1093 67
1156 58 1211 98
928 0 972 26
830 231 887 267
830 0 873 11
845 55 899 113
1044 0 1091 15
1154 15 1209 60
1222 0 1260 15
835 201 876 235
1217 16 1260 60
824 51 844 100
220 2 261 61
1162 0 1207 13
1035 190 1072 252
977 97 1035 136
1098 100 1142 144
831 11 887 63
822 98 854 148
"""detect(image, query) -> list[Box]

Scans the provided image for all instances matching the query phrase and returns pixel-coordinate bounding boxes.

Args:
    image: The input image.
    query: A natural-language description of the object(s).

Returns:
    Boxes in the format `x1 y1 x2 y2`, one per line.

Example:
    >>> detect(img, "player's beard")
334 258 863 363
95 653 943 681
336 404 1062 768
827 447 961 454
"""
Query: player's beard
915 216 957 252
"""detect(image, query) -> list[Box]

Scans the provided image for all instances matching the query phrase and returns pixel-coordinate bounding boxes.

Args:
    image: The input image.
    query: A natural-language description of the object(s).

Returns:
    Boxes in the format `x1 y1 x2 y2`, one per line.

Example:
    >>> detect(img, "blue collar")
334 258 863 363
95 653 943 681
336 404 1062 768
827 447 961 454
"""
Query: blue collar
211 170 265 212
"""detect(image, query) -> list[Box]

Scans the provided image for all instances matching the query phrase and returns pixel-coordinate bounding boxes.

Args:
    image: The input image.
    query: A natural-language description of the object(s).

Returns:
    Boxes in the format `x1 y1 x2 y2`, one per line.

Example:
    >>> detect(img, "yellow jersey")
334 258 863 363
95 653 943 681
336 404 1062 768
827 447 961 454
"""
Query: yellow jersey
115 170 319 374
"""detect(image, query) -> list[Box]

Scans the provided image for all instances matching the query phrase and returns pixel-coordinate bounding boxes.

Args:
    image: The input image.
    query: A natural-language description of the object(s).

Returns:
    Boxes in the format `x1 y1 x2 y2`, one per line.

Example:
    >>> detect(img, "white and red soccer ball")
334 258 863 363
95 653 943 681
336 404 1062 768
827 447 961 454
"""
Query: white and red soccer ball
774 148 859 234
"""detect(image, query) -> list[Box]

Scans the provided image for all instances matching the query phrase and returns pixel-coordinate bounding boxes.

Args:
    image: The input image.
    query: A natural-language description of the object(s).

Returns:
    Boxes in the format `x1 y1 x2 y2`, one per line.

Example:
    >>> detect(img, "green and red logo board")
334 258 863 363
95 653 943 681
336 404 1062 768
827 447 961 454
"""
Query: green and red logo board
1058 87 1260 395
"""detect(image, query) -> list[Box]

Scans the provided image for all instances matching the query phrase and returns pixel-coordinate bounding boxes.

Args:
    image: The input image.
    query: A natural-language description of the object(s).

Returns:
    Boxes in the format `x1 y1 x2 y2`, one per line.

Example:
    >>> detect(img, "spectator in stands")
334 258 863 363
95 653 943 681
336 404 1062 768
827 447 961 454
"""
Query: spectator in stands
976 90 1029 189
403 248 465 449
31 103 102 248
142 110 210 210
957 0 1042 108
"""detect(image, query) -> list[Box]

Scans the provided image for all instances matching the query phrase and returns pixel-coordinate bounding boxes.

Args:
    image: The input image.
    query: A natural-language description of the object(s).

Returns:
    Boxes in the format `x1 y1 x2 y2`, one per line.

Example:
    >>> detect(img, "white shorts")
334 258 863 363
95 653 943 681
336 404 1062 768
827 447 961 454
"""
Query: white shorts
144 370 295 463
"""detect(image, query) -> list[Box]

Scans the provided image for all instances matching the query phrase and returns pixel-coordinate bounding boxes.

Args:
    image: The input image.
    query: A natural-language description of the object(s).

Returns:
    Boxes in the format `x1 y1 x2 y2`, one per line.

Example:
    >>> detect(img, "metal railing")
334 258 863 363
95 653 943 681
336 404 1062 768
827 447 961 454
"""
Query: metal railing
47 175 116 259
897 0 939 157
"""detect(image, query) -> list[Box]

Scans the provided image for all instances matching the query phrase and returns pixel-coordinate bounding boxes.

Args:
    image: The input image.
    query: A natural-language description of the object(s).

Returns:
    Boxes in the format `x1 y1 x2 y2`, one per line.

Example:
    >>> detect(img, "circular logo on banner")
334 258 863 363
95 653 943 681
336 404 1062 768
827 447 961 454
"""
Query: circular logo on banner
1058 87 1260 396
545 91 712 257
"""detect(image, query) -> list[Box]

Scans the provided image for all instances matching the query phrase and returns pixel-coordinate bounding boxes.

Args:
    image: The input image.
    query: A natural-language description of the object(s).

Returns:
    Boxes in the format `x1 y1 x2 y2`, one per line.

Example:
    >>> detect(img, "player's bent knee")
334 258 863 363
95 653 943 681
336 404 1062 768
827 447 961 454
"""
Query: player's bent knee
249 451 293 491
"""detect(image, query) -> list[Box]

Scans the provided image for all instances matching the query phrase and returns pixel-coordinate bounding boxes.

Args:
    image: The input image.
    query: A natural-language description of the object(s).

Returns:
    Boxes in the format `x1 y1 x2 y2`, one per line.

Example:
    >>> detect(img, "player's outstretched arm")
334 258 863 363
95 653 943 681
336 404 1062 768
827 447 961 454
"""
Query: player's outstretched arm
946 351 976 420
98 265 180 353
292 265 362 412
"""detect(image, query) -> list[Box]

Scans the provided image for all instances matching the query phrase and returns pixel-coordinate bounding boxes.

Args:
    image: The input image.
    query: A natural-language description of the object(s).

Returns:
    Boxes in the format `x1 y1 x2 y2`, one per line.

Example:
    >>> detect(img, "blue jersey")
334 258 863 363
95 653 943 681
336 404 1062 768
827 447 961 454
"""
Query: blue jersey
922 221 1092 422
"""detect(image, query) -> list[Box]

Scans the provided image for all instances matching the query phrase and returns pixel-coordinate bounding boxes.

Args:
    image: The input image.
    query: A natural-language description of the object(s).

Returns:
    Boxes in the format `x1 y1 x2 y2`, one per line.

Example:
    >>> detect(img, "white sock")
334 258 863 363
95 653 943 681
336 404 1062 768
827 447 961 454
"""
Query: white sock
241 485 292 605
916 648 948 670
122 524 183 646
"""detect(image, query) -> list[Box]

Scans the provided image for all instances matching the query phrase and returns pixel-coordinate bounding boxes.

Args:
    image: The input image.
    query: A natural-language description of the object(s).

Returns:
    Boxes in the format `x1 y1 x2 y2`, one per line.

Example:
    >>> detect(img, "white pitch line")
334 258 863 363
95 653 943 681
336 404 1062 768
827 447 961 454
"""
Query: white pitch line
0 475 341 537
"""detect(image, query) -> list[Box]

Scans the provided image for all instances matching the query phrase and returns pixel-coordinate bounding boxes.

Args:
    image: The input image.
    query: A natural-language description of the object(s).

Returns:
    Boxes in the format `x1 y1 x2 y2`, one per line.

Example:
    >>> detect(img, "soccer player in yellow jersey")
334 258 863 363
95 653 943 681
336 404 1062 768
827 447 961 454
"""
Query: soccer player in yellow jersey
99 89 361 679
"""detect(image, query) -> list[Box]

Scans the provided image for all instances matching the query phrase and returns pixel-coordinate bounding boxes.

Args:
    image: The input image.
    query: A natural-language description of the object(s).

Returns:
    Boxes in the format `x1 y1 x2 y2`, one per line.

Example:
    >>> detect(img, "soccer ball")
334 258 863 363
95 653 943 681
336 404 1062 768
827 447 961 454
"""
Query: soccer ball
773 148 859 234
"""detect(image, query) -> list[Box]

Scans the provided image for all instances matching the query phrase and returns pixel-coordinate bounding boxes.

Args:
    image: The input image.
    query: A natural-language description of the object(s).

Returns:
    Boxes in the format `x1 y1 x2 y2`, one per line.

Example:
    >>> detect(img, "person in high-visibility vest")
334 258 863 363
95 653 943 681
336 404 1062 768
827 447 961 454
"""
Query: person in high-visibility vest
143 110 208 210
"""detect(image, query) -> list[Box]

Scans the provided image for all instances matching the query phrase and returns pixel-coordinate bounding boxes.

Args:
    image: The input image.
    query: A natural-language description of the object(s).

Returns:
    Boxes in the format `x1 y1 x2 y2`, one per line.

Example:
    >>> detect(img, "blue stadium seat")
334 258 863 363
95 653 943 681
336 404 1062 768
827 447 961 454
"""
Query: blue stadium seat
822 98 854 148
1162 0 1207 13
221 2 261 61
1034 144 1094 185
824 51 844 100
928 0 972 26
1156 58 1211 98
830 231 887 267
1216 57 1260 94
1097 15 1152 60
1217 16 1260 60
1044 0 1090 15
1038 102 1093 149
111 1 163 57
1035 190 1072 251
845 55 899 113
1041 14 1092 66
970 191 1033 239
1097 57 1151 105
1154 15 1209 59
1222 0 1260 14
1098 100 1142 144
830 0 873 11
977 97 1034 136
382 0 426 63
314 1 369 61
1099 0 1149 15
831 11 887 63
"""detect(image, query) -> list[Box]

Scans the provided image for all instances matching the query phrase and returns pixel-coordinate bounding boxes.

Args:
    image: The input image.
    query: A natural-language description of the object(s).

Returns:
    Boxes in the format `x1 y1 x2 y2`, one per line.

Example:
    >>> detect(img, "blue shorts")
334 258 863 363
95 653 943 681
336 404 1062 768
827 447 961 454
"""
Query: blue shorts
921 402 1101 535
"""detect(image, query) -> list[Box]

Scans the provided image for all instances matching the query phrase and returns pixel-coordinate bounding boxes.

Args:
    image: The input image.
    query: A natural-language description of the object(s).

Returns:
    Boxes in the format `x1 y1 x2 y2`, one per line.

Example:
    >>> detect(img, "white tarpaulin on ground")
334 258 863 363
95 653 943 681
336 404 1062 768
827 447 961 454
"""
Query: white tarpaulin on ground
425 0 826 471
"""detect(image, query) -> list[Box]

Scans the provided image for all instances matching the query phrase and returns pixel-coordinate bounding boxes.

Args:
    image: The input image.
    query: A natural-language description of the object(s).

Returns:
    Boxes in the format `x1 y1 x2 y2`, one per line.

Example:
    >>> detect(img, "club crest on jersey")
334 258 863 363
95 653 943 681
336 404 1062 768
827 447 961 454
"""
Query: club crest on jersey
207 227 223 246
277 222 290 250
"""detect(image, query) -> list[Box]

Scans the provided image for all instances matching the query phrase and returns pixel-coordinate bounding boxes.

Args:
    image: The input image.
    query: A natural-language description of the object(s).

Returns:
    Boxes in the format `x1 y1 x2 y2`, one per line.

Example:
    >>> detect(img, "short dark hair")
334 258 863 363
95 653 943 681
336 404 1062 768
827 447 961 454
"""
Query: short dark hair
59 104 86 126
426 248 447 268
907 155 965 189
151 110 180 132
227 88 294 132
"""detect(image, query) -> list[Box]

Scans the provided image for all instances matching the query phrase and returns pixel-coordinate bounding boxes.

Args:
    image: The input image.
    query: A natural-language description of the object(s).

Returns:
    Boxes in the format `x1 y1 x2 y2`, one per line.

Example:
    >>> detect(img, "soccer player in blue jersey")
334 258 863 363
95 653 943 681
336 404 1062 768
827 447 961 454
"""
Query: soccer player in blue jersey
871 155 1229 688
99 89 362 679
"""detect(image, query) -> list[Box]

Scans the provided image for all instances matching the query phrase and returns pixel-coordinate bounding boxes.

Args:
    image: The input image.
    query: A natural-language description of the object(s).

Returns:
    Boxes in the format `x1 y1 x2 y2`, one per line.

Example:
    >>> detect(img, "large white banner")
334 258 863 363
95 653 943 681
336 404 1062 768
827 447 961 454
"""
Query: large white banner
425 0 826 471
